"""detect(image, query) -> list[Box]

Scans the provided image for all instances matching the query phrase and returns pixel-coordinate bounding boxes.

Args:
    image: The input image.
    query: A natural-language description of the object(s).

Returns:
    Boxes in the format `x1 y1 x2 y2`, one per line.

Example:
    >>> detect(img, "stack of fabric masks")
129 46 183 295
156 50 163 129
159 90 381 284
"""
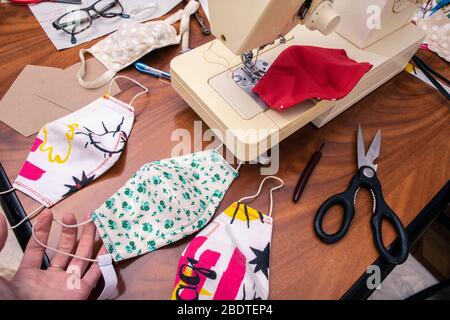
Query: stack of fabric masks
5 80 241 299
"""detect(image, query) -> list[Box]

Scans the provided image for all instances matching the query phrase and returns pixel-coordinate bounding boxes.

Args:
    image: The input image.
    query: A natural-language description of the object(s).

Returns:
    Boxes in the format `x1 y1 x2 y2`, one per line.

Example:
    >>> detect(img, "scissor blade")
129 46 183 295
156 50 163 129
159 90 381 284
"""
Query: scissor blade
357 124 369 169
365 130 381 172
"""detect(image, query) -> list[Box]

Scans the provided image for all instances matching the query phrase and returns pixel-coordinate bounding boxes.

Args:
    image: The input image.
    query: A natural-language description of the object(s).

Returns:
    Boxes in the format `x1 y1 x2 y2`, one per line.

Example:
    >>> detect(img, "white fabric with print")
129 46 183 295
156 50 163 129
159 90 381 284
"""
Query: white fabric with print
92 149 239 262
13 96 134 207
78 0 200 88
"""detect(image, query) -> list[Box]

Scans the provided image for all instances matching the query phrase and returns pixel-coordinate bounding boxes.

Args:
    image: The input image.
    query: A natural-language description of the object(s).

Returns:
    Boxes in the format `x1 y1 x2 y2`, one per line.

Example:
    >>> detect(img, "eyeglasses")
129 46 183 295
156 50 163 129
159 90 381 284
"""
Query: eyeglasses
52 0 130 44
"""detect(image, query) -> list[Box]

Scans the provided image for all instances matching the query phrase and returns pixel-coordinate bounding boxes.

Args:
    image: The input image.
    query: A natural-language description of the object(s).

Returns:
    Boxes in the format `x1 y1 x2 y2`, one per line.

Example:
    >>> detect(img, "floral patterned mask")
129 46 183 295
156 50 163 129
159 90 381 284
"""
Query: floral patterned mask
27 147 239 300
92 149 239 262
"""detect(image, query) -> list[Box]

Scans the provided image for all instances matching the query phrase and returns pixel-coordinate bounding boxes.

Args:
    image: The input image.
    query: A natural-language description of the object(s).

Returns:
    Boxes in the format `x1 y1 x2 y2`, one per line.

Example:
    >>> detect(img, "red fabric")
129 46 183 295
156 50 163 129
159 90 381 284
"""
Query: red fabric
252 46 373 111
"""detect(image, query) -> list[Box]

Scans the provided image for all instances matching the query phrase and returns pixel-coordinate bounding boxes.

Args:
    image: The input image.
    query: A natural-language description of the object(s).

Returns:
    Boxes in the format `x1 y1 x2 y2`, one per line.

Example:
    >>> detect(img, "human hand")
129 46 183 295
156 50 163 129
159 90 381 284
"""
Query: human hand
8 209 105 300
0 212 7 252
0 213 18 299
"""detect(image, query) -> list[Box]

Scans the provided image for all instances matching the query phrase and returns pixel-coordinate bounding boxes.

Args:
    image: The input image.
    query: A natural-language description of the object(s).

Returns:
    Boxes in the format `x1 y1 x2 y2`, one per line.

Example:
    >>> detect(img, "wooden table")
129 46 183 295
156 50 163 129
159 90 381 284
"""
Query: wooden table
0 3 449 300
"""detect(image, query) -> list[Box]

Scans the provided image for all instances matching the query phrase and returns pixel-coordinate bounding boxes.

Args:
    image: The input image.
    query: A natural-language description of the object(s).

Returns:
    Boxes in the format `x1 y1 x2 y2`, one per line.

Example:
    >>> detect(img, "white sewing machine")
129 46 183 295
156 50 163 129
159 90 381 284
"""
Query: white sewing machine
171 0 425 161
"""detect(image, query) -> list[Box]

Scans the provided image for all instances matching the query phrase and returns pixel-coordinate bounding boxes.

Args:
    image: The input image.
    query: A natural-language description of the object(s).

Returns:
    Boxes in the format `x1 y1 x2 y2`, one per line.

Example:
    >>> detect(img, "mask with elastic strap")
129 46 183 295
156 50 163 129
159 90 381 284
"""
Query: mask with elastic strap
11 76 147 208
25 143 242 300
92 146 241 263
78 0 200 89
172 176 284 300
3 76 149 300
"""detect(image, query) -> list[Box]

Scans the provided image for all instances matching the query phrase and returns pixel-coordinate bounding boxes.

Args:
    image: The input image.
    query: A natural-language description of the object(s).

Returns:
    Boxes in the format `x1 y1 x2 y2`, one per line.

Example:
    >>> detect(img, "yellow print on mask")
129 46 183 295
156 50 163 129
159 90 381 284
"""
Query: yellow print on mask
224 202 263 223
39 123 79 164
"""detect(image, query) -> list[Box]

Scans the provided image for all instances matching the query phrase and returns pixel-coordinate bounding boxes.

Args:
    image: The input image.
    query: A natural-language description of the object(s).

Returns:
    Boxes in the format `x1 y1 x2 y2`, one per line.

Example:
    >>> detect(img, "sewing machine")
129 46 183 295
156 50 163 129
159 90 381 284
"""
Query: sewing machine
171 0 425 161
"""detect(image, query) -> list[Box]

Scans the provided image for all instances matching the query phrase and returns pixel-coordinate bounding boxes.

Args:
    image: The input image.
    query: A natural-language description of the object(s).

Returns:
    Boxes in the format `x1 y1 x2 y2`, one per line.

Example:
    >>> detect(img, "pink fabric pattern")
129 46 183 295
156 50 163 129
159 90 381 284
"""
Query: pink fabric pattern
30 138 43 152
172 202 274 300
172 236 221 300
213 247 246 300
18 161 46 181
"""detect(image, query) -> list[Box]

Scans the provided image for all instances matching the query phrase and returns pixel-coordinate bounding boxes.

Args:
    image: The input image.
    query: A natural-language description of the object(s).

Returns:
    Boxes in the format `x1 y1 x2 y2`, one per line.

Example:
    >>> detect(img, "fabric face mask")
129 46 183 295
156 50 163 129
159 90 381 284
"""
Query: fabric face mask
28 146 240 300
78 0 199 89
252 45 373 111
3 77 148 300
92 148 240 262
12 77 147 208
26 146 240 300
172 176 284 300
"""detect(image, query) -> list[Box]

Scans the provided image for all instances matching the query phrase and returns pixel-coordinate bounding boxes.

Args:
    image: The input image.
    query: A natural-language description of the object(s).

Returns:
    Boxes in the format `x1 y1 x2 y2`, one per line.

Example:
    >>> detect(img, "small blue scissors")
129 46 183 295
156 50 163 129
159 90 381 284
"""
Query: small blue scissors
314 125 409 265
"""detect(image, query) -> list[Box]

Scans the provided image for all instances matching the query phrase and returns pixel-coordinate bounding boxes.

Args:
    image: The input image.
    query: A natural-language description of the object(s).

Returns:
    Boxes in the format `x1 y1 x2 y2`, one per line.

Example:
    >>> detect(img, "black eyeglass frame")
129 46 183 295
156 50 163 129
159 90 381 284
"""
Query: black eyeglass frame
52 0 129 44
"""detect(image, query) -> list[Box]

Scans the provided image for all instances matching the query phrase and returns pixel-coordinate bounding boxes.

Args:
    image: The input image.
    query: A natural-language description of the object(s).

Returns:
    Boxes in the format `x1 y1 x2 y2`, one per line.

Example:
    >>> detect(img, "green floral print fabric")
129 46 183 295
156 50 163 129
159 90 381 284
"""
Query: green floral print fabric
92 149 239 262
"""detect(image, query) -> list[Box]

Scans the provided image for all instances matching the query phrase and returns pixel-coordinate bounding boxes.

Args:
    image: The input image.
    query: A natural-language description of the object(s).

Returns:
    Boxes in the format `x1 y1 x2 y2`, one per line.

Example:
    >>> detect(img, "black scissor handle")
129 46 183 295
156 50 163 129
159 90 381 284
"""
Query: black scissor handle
371 205 409 265
359 168 409 265
314 175 361 243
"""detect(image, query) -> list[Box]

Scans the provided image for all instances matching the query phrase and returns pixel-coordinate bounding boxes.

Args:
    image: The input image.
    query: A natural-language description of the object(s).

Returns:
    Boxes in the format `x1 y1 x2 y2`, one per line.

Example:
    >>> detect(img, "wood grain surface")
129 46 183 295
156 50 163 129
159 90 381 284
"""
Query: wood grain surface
0 3 449 299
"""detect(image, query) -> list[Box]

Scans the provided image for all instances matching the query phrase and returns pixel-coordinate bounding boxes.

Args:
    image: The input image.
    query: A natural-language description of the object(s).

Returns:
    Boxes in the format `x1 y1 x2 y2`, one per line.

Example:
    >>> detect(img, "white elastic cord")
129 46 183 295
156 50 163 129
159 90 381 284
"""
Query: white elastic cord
97 254 118 300
32 216 116 299
215 143 224 151
10 205 96 261
107 75 149 106
33 217 117 300
0 187 14 195
29 214 117 299
165 0 199 52
54 217 94 228
78 49 116 89
7 202 93 230
8 204 45 230
31 218 98 263
238 176 284 217
236 160 244 172
165 0 199 24
8 202 116 298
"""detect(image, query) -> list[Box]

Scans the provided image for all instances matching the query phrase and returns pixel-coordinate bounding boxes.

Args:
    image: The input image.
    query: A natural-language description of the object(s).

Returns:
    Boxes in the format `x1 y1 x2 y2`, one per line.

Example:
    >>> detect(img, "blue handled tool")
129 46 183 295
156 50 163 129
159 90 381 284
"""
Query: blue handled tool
135 62 171 81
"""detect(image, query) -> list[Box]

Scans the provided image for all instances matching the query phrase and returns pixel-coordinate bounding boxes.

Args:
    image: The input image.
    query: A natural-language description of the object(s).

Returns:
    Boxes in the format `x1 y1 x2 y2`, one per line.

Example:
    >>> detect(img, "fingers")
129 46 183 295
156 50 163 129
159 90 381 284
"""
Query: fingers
49 213 78 270
0 213 7 252
83 246 108 290
68 213 97 275
19 209 53 270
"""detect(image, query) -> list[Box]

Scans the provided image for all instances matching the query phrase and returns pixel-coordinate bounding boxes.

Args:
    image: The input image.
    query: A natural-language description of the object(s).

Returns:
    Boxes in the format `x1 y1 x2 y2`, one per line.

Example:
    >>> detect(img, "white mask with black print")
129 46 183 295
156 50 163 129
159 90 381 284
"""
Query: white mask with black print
1 75 147 209
172 176 284 301
2 76 149 300
10 76 146 209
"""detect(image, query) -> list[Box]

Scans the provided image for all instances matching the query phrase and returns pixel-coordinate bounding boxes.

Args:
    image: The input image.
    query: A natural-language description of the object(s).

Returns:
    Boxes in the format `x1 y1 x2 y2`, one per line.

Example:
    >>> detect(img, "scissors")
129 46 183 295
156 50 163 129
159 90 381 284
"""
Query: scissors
314 125 409 265
10 0 81 4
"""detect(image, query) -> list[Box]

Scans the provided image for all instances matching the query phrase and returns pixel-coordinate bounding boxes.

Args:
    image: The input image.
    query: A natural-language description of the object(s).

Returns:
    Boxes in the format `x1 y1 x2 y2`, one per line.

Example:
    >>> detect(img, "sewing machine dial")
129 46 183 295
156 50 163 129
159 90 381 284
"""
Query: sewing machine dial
393 0 417 13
